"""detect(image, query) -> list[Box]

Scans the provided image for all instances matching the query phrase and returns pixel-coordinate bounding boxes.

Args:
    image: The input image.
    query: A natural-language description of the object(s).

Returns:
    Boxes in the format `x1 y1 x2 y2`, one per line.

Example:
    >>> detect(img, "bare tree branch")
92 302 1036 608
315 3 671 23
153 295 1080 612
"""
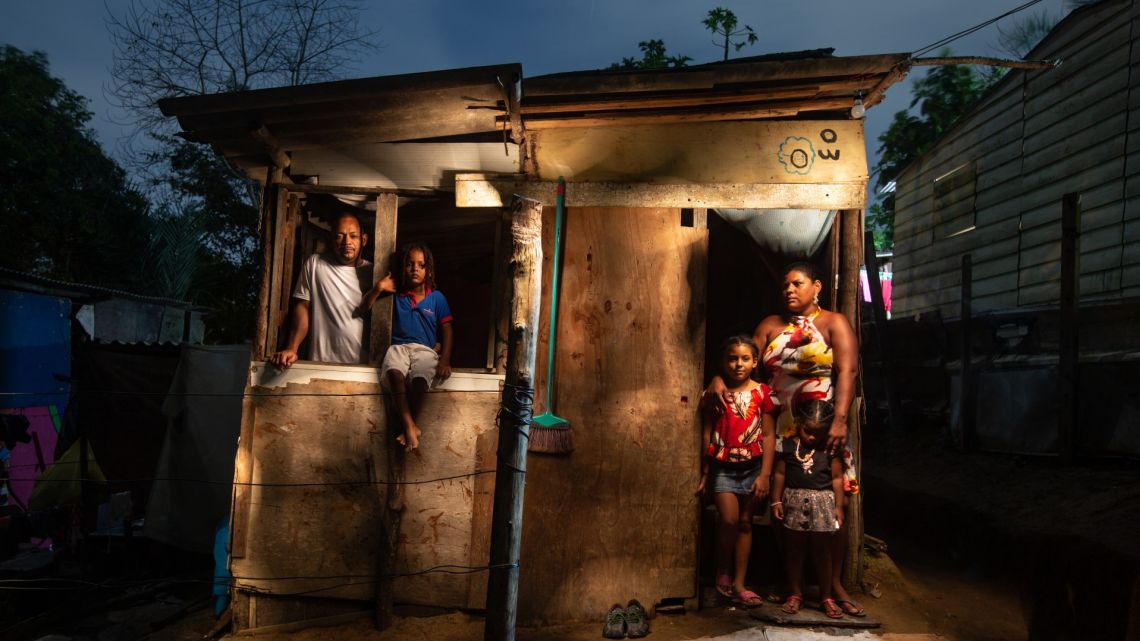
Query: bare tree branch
106 0 380 160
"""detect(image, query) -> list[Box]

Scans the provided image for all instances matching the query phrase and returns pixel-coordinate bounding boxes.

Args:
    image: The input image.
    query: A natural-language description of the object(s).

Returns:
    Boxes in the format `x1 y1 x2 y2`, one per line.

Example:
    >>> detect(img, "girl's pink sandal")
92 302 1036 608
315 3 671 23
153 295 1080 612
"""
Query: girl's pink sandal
734 588 764 608
821 597 844 619
715 572 733 598
781 594 803 614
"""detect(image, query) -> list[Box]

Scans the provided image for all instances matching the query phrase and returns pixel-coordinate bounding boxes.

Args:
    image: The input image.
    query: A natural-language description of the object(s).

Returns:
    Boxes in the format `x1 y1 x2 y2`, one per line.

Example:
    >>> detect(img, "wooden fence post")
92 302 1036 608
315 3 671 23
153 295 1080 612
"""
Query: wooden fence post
484 196 543 641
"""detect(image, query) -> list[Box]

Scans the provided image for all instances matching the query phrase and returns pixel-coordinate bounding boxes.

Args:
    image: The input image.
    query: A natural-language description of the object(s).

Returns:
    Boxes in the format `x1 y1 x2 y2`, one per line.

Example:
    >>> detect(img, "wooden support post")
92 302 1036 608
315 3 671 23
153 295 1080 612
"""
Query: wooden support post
959 254 972 452
372 191 402 631
265 192 297 356
829 213 840 311
864 231 903 432
254 166 283 360
1059 193 1080 464
370 193 399 363
484 197 543 641
838 208 863 589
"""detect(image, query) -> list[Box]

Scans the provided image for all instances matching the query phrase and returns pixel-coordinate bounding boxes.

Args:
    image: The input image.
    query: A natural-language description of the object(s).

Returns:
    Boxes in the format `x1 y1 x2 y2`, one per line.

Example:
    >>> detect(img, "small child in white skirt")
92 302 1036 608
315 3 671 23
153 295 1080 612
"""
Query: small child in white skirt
770 399 845 619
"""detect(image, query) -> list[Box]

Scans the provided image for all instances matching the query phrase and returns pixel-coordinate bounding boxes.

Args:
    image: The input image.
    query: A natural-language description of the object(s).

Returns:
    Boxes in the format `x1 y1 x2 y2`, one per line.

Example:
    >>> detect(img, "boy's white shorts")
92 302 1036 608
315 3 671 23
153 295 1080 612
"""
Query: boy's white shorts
380 343 439 386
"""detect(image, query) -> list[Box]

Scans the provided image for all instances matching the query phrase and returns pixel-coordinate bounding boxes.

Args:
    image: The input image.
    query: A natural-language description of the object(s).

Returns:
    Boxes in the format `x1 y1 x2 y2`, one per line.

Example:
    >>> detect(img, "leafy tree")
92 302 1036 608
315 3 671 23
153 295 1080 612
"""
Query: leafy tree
870 53 985 250
703 7 758 61
144 138 261 343
0 46 153 290
609 39 691 70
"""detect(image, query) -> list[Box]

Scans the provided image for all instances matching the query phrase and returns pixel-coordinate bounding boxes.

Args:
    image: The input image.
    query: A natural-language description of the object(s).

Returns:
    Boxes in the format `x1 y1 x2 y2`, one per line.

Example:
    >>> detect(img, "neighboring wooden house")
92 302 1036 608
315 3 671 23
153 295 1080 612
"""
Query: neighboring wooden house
890 0 1140 457
159 51 909 631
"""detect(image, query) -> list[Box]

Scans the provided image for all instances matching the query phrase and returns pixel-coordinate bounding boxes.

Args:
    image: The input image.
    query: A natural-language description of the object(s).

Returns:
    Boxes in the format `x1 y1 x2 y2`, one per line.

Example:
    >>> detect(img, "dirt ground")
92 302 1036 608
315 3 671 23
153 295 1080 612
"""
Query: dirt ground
11 419 1138 641
127 546 1022 641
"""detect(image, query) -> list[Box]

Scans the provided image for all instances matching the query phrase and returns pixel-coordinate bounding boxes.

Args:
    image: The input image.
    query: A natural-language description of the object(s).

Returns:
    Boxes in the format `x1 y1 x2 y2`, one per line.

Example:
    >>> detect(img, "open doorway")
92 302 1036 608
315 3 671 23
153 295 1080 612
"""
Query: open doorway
698 208 839 597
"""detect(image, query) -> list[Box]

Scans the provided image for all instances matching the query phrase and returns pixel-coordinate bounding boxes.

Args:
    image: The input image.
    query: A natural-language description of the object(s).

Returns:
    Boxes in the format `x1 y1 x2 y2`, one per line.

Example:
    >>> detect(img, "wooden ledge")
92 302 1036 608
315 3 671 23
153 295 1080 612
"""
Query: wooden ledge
455 173 866 210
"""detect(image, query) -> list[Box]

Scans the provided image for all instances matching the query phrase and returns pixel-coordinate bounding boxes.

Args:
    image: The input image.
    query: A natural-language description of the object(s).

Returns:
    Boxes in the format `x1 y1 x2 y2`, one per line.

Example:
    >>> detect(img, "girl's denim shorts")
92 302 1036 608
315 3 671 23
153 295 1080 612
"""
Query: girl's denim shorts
710 461 761 495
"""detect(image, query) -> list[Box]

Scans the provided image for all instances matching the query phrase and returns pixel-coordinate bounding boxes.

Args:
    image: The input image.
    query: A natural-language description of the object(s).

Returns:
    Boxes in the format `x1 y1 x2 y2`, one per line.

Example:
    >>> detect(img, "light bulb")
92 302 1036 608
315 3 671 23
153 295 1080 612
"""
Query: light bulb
850 96 865 119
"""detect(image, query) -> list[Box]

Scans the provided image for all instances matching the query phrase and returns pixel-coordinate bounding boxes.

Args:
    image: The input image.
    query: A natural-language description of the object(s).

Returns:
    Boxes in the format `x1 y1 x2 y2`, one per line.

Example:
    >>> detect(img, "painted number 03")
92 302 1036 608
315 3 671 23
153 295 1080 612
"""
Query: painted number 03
819 129 840 160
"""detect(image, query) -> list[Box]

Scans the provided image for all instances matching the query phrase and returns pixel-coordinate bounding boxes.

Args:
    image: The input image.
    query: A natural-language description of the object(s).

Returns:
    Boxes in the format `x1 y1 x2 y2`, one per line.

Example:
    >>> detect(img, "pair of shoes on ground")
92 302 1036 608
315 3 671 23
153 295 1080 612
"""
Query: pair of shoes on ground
603 600 650 638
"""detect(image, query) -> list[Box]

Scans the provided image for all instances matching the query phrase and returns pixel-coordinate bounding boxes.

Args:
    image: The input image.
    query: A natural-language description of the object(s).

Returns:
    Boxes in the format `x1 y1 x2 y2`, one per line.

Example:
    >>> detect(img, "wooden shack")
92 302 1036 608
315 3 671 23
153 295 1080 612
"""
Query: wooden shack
890 0 1140 458
159 50 909 632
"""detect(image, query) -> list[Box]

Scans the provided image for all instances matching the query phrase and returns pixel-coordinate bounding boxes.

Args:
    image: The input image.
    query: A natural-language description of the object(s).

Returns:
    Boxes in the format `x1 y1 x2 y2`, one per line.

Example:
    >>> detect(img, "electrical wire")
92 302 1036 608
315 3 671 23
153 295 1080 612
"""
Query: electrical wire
0 470 494 487
911 0 1046 58
0 564 522 593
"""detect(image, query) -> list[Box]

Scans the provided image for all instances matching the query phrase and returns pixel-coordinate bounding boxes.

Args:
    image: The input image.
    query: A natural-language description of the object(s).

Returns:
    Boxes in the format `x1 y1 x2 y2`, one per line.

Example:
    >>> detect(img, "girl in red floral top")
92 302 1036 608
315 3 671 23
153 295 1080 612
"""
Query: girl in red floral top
696 336 778 608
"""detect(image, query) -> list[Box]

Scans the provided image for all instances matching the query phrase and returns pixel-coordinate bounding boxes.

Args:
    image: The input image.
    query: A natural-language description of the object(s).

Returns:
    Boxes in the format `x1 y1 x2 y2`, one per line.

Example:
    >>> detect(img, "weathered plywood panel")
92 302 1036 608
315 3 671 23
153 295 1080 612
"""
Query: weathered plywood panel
392 392 500 606
233 377 384 601
519 207 706 624
230 370 499 609
531 121 867 184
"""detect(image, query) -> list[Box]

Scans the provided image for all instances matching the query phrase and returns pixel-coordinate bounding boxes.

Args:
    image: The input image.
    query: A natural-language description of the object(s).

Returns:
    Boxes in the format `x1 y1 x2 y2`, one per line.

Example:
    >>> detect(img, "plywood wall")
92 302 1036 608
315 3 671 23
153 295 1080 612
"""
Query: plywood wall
229 375 499 626
519 206 708 623
892 0 1140 318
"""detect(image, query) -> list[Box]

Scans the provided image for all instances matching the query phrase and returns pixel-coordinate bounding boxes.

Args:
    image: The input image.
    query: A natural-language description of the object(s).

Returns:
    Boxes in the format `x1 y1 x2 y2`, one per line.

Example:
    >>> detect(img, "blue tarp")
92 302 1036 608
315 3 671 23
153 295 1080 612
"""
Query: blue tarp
0 290 70 410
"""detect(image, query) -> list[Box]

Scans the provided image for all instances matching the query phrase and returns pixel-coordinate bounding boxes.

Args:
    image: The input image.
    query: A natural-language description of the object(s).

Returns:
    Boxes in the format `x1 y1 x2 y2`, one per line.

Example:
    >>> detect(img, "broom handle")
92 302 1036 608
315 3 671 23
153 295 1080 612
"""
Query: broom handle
543 177 566 411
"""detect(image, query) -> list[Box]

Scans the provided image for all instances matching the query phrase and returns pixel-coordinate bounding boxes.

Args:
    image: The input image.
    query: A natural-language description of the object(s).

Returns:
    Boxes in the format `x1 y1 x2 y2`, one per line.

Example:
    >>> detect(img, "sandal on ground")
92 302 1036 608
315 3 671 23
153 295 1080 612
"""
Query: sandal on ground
781 594 803 614
821 598 844 619
734 588 764 608
836 598 866 617
715 572 733 598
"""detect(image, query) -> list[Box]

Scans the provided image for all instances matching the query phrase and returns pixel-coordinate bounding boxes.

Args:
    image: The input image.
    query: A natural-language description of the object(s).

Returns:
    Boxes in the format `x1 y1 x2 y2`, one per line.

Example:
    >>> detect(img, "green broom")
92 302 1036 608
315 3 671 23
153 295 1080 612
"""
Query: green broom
529 177 573 454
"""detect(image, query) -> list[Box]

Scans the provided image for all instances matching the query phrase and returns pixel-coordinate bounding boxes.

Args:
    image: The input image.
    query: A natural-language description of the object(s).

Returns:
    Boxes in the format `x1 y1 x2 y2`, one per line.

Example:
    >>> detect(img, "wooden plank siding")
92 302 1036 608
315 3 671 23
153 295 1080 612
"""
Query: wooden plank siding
892 0 1139 318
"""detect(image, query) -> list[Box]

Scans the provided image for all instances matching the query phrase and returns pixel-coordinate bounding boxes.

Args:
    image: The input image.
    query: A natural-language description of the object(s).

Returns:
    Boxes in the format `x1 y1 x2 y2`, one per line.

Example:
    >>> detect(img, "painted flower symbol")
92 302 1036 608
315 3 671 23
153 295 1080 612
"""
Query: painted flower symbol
777 136 815 175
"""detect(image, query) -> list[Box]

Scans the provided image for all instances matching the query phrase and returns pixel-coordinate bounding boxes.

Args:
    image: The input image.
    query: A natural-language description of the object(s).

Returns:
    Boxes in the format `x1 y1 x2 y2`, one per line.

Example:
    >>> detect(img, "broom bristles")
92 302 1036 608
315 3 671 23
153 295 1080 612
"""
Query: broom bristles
528 424 574 454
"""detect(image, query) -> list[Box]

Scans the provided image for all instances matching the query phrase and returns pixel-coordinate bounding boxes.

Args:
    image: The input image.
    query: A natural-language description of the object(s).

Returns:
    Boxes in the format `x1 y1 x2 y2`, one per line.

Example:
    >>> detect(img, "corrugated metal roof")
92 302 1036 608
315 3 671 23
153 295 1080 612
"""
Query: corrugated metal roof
0 267 210 312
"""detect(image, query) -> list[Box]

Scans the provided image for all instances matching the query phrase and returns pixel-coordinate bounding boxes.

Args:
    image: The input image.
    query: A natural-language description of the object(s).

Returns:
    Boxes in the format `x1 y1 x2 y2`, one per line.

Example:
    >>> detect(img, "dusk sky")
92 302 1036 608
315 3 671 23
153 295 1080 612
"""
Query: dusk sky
2 0 1072 173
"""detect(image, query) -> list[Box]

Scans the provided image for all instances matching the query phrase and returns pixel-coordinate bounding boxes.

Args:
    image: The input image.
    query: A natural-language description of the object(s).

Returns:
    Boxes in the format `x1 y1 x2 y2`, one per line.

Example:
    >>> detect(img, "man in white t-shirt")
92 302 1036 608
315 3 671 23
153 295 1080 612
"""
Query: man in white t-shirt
269 213 375 369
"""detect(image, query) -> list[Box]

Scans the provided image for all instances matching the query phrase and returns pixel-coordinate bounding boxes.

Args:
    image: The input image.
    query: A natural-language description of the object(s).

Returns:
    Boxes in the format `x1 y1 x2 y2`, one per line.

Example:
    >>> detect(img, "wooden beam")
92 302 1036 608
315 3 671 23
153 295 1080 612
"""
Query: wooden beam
516 97 851 129
864 62 910 109
1059 193 1080 464
912 56 1059 70
249 124 290 169
281 183 445 199
369 193 399 364
484 196 543 641
518 78 868 114
456 175 867 210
